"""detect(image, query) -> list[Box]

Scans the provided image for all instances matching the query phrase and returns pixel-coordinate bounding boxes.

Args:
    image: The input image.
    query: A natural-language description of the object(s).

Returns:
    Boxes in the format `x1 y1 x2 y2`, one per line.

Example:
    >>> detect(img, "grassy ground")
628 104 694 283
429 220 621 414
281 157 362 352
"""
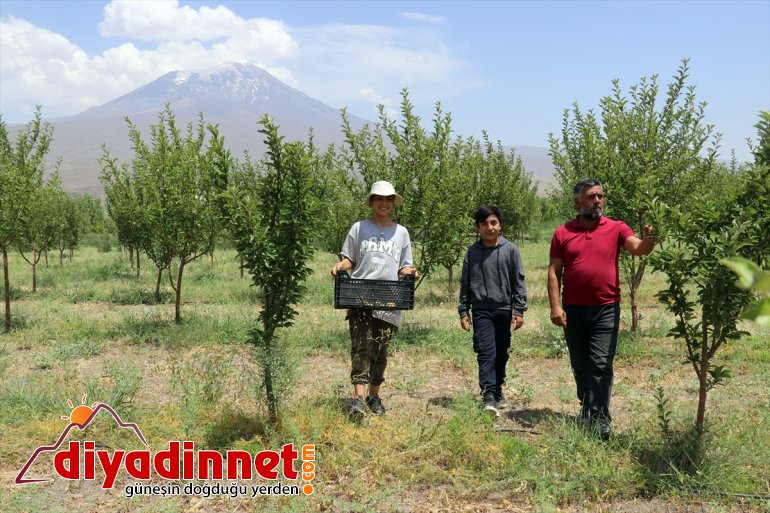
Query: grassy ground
0 241 768 512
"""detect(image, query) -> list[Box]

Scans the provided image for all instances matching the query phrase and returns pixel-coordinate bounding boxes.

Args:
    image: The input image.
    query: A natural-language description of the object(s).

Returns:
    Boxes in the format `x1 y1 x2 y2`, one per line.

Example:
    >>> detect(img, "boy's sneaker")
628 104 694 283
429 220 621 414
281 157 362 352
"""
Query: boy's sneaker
494 390 508 410
483 394 499 418
349 395 366 418
366 394 386 415
596 416 612 441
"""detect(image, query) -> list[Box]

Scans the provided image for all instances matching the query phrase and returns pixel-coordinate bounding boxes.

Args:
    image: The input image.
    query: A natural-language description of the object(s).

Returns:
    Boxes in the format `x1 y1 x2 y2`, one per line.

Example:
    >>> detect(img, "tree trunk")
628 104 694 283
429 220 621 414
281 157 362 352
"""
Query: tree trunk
31 249 37 293
695 324 709 437
261 328 278 425
2 244 11 331
59 249 64 266
129 245 135 269
155 266 164 300
447 263 454 298
174 261 185 323
44 250 48 267
136 251 141 277
240 254 244 278
629 258 646 332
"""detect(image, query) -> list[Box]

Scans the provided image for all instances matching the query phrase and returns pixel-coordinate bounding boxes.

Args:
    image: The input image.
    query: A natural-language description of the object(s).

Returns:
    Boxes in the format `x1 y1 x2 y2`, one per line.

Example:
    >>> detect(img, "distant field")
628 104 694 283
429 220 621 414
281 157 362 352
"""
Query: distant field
1 242 768 512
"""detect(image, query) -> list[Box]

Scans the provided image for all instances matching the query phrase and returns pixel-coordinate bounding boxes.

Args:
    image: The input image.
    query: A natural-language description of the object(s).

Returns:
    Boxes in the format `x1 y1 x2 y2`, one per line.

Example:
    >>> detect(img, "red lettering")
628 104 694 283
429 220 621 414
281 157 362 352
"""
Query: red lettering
280 443 299 479
125 450 151 479
153 441 180 479
198 450 223 480
182 441 194 480
53 441 80 479
254 450 280 480
226 450 252 480
97 450 125 489
84 441 95 480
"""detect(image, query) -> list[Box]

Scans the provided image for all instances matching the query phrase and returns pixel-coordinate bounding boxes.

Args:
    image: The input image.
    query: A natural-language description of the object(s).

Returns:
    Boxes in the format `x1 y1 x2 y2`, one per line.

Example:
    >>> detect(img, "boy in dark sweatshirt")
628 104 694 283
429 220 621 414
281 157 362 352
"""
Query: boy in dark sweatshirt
458 205 528 417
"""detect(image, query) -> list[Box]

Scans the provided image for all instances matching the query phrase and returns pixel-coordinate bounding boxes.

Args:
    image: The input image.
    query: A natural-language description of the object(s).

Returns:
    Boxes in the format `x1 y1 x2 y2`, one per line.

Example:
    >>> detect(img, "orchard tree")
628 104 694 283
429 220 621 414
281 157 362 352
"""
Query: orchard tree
720 111 770 327
53 189 84 264
100 154 146 275
339 90 480 290
473 133 538 242
650 158 770 438
549 59 719 330
749 111 770 167
308 141 363 255
211 117 316 425
76 194 108 234
122 107 219 321
0 107 53 331
17 173 62 290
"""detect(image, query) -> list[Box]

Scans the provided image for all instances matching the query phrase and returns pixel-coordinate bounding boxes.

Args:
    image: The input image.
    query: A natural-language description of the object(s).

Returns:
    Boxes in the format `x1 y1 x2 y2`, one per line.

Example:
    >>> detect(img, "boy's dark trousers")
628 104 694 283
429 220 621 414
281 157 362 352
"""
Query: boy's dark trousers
472 309 512 397
563 303 620 421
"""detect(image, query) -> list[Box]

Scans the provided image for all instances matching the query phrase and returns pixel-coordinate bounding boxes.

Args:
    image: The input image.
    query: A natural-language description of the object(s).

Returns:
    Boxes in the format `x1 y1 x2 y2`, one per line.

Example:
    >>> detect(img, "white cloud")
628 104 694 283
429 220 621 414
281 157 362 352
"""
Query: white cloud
398 12 448 24
0 3 473 123
0 3 299 122
100 0 241 42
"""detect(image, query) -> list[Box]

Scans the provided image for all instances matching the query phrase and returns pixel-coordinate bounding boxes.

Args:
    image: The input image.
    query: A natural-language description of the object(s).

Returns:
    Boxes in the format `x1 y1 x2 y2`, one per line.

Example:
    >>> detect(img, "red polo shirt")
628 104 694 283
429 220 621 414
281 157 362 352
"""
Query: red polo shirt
549 217 634 306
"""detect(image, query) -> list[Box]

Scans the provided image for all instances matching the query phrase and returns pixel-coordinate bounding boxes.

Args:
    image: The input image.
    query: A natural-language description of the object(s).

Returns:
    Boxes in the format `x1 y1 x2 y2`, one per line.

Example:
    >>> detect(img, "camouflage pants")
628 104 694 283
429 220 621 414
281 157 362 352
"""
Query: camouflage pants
347 309 396 385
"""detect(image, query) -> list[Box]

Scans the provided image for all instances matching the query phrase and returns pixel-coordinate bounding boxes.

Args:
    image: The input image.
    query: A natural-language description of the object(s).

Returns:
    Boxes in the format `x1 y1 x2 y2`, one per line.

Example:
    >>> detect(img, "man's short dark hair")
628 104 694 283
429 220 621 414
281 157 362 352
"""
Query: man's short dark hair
474 205 503 226
573 178 602 198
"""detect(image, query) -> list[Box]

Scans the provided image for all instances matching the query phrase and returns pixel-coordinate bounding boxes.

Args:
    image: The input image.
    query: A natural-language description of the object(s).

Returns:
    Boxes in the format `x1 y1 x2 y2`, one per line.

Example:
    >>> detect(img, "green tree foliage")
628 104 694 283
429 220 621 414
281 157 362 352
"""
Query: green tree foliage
76 194 108 234
548 59 719 330
650 161 770 437
0 107 53 330
334 89 536 294
472 133 538 242
720 111 770 327
100 153 146 274
721 257 770 327
310 140 366 256
211 117 316 425
749 110 770 167
102 106 220 321
16 172 63 290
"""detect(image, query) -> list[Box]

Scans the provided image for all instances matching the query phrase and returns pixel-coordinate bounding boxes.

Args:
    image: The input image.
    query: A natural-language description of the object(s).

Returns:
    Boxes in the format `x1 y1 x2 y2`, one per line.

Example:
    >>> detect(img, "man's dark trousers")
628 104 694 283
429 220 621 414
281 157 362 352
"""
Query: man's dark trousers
472 309 512 397
563 303 620 421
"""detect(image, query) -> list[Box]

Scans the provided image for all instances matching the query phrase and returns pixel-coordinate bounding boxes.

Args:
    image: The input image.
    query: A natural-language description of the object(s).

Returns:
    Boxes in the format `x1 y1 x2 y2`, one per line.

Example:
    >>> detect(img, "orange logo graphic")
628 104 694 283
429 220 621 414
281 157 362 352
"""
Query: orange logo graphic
16 394 317 497
16 394 148 485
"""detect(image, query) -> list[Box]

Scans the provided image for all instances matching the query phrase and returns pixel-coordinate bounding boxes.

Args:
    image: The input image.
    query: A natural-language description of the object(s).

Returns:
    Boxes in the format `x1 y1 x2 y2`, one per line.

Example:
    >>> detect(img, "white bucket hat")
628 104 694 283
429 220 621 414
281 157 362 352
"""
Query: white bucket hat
365 180 403 205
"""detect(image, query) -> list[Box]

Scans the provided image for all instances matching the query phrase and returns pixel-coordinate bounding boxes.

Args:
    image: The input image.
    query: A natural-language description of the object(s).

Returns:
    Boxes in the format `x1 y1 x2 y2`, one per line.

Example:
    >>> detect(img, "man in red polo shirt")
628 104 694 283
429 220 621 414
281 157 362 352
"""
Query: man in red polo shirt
548 178 657 440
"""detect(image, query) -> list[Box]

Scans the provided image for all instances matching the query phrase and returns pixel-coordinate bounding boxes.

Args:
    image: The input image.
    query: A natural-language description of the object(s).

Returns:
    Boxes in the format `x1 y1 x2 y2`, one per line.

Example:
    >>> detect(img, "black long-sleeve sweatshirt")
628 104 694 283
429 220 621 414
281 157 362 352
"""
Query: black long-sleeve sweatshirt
457 236 528 318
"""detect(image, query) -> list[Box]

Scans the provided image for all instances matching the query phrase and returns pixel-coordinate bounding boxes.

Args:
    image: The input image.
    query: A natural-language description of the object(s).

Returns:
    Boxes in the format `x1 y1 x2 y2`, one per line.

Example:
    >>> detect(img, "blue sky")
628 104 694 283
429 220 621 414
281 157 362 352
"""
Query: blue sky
1 0 768 162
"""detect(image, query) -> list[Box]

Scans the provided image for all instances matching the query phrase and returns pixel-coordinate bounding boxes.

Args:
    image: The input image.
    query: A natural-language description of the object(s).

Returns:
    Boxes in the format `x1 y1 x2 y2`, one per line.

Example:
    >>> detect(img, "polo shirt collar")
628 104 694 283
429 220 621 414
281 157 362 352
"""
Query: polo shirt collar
568 216 607 231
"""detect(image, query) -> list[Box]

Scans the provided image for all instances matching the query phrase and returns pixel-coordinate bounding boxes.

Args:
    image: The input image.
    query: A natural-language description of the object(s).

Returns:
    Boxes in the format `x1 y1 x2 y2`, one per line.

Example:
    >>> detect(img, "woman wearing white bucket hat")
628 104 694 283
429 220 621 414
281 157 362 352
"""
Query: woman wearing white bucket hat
330 181 418 417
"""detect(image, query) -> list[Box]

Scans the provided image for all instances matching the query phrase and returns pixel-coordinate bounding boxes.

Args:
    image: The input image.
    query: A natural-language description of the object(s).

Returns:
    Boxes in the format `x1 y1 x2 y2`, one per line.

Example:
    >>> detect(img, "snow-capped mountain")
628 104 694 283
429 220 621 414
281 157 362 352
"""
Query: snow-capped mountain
15 62 368 197
73 62 346 126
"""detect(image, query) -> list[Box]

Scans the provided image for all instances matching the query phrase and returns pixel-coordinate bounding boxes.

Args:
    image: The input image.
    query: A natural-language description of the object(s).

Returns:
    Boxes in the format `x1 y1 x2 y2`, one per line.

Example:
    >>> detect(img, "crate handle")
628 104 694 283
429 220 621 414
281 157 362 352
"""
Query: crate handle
336 270 413 282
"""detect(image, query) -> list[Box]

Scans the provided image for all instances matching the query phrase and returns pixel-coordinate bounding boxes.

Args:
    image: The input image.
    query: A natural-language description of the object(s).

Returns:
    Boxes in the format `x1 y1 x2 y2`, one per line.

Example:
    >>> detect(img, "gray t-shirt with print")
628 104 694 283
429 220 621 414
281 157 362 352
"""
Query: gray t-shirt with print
340 220 414 327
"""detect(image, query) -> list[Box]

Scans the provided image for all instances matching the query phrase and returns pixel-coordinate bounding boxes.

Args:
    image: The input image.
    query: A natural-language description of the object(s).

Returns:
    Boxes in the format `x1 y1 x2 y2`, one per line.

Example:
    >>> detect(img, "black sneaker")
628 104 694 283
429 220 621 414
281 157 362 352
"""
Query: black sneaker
350 395 365 418
494 390 508 410
366 394 386 415
596 416 611 441
483 394 499 418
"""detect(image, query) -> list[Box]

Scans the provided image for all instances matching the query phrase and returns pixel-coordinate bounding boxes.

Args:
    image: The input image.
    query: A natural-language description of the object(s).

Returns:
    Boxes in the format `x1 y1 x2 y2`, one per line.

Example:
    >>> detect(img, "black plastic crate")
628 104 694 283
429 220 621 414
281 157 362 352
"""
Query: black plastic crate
334 271 415 310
